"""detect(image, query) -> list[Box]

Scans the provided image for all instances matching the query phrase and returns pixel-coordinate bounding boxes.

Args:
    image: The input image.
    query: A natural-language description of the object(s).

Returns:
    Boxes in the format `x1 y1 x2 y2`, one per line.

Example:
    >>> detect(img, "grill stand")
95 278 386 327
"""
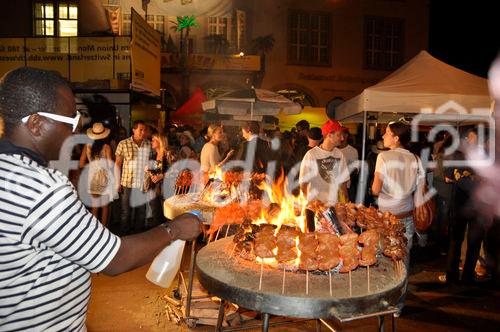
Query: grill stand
214 302 397 332
198 237 405 332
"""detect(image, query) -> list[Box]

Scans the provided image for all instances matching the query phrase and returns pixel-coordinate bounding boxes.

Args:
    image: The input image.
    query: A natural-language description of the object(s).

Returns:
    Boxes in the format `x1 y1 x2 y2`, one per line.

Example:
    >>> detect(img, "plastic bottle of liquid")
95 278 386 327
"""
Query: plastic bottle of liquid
146 239 185 288
145 211 203 288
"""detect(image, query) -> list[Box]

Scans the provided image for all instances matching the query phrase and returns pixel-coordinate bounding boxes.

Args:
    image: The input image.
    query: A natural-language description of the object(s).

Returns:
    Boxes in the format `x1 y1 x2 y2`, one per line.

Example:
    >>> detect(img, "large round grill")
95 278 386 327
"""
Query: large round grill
196 237 405 320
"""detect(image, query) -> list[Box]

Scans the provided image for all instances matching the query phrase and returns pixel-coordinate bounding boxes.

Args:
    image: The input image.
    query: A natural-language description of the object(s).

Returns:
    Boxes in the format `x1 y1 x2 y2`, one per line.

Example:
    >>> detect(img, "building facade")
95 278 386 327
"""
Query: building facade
0 0 428 112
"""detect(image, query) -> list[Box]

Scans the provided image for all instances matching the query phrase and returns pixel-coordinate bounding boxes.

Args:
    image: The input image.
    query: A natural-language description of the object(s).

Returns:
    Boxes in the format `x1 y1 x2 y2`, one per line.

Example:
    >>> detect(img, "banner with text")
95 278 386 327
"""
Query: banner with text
130 7 161 97
161 53 260 71
0 37 131 82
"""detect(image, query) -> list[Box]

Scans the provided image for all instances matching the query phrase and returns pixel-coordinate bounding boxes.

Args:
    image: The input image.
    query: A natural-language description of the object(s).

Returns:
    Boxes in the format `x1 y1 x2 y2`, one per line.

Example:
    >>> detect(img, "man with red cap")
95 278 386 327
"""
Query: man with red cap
299 119 350 230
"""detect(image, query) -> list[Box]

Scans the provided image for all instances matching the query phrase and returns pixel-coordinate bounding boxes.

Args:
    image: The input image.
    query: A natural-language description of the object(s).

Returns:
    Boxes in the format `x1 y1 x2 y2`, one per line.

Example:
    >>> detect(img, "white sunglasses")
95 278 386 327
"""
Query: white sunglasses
21 111 81 133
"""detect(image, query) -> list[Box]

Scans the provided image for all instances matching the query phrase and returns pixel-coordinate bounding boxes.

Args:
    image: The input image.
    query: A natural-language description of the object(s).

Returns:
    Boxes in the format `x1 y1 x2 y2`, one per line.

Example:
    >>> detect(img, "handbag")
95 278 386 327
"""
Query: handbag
87 149 110 195
90 166 109 194
412 155 436 233
143 171 153 192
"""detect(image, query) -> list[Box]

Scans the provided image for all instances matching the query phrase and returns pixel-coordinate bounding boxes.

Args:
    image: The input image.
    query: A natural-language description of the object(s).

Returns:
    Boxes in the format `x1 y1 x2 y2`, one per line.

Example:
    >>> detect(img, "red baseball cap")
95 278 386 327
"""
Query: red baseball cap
321 119 343 136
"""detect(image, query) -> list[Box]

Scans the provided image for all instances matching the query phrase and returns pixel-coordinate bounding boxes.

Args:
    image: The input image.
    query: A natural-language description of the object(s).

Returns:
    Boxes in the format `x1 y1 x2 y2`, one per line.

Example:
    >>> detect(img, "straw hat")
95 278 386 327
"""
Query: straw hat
180 130 195 145
371 140 389 154
86 122 110 140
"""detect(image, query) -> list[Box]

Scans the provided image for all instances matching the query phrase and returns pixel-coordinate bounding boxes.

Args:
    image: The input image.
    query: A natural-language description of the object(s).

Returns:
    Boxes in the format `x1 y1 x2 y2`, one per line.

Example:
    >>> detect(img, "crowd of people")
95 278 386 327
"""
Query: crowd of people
0 65 499 330
72 88 499 296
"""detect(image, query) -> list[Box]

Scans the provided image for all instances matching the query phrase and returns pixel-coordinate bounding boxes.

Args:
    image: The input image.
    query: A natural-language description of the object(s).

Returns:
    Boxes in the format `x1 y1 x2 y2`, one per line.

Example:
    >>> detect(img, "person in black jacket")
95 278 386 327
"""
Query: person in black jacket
443 128 485 285
235 121 275 174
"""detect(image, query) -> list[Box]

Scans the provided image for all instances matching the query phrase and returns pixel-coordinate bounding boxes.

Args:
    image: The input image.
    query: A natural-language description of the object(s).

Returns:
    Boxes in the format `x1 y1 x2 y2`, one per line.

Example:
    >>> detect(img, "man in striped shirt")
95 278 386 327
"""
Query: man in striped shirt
0 67 202 331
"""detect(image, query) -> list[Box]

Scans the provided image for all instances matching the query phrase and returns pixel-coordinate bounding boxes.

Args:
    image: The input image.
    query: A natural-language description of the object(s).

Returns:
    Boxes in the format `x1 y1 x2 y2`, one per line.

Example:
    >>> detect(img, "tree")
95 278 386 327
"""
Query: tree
251 34 275 88
171 15 198 103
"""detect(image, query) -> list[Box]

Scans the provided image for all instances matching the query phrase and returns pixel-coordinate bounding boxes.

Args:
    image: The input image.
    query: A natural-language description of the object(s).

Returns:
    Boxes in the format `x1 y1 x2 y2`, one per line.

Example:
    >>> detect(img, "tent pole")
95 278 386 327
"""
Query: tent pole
356 110 368 204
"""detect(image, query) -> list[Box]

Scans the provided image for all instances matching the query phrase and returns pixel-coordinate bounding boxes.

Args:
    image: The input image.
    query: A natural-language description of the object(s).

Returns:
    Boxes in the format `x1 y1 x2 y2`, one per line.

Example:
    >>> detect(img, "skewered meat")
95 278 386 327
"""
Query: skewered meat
277 247 298 262
254 224 277 258
334 203 347 225
339 246 359 272
298 232 318 253
358 229 380 266
339 233 359 272
345 203 358 227
275 226 299 262
356 205 367 229
358 229 380 246
340 233 358 246
297 232 319 270
359 246 378 266
316 233 341 270
276 226 299 249
299 253 319 271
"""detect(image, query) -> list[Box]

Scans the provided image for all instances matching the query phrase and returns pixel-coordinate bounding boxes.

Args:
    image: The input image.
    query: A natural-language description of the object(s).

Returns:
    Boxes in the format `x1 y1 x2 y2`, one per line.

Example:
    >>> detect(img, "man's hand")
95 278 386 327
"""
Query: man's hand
169 213 203 241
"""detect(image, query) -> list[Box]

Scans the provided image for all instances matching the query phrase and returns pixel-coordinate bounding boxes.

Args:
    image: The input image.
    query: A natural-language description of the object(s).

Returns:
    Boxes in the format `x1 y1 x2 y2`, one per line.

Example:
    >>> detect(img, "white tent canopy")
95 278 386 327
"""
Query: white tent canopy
336 51 492 123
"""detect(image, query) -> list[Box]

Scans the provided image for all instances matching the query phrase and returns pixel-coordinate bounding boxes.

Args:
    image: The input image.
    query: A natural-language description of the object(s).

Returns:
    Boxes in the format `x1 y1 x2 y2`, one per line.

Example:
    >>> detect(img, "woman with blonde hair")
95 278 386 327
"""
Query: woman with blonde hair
200 124 234 183
145 132 175 227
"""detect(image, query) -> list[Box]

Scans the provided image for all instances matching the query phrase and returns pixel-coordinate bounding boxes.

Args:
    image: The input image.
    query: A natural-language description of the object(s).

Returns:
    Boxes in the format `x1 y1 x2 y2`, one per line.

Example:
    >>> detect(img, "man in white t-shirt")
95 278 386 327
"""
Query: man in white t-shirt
299 119 350 207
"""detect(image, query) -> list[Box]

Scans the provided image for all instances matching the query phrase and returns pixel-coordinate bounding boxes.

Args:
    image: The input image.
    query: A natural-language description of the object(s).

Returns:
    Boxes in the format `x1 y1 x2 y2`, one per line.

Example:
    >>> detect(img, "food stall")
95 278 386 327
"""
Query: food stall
163 168 409 331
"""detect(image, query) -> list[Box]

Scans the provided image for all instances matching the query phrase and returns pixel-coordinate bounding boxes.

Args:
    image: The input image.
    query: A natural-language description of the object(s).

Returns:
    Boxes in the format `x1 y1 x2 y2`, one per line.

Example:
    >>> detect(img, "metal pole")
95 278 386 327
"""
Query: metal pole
262 313 270 332
355 110 368 204
185 240 196 318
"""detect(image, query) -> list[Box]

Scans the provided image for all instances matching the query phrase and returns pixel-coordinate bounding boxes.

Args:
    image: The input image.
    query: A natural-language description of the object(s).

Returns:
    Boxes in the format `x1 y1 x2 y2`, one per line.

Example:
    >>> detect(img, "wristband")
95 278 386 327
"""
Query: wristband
187 210 204 222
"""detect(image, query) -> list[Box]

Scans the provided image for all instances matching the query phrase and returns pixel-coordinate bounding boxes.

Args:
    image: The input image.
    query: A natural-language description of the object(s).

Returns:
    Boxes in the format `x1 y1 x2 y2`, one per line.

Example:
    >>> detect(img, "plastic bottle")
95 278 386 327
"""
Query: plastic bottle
146 239 186 288
145 210 203 288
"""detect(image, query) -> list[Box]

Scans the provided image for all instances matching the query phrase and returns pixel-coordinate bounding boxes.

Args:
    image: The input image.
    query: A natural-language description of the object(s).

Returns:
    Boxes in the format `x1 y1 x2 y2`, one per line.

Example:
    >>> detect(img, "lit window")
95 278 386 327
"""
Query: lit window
146 14 164 35
208 17 228 38
33 1 78 36
58 2 78 36
34 2 55 36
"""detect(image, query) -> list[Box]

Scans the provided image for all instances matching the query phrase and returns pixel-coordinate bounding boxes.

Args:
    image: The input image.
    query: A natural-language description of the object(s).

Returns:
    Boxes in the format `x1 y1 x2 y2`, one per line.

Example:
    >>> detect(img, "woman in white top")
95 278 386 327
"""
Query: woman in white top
79 122 114 226
200 124 234 184
371 120 425 316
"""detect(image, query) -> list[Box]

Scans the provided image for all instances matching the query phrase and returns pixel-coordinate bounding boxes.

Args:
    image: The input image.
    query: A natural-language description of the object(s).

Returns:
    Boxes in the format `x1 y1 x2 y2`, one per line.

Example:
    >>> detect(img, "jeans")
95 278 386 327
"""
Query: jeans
120 187 147 234
396 215 415 313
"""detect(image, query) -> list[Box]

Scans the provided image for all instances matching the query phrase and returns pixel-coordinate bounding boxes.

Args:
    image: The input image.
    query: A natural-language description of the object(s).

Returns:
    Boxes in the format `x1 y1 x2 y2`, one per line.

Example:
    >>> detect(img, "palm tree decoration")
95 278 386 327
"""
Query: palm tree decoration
251 34 275 87
171 15 198 102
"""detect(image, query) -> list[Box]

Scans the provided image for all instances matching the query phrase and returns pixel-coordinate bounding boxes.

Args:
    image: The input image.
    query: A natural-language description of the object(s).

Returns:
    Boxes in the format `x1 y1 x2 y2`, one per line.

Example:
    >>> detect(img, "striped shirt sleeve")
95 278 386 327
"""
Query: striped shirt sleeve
21 181 121 273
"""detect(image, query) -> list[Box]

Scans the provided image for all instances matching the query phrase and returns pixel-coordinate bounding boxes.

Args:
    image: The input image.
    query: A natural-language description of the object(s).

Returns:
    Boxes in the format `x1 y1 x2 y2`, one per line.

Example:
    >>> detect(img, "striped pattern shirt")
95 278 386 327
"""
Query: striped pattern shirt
0 153 121 331
115 137 152 189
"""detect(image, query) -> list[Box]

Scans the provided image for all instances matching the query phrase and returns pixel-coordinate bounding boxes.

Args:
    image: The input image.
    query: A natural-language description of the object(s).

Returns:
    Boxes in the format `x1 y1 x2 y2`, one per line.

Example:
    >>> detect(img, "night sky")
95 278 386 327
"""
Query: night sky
429 0 499 78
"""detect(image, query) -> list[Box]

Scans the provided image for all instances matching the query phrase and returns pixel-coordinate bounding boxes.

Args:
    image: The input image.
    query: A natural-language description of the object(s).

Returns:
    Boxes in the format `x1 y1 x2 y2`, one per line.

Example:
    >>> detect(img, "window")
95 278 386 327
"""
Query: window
147 15 165 35
34 2 55 36
58 2 78 36
208 17 228 39
288 11 331 66
122 13 131 36
34 1 78 36
364 16 404 70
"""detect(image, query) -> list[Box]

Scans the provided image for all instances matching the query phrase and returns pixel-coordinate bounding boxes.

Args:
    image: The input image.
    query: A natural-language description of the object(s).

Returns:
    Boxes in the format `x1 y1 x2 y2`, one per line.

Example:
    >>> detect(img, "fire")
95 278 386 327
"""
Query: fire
256 171 308 233
208 165 224 181
252 172 310 269
256 247 279 268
